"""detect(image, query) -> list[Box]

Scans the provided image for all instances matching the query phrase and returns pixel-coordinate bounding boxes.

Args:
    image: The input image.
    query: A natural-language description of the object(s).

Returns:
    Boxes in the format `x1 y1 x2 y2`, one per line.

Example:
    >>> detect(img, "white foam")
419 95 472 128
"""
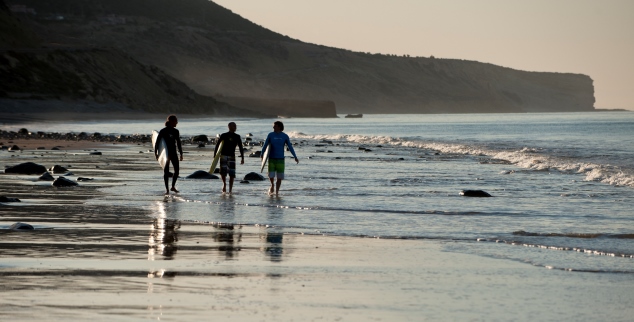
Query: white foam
288 132 634 188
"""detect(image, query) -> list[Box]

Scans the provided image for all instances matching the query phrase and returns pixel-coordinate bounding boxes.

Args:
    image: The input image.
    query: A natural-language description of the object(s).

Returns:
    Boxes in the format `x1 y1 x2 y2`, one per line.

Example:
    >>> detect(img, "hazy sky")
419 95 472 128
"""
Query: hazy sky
213 0 634 110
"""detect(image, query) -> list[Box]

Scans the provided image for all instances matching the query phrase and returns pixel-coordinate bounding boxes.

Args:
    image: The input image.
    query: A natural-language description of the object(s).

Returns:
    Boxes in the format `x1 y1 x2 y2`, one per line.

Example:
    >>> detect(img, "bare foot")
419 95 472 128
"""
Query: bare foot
164 190 170 195
268 186 274 195
171 187 179 193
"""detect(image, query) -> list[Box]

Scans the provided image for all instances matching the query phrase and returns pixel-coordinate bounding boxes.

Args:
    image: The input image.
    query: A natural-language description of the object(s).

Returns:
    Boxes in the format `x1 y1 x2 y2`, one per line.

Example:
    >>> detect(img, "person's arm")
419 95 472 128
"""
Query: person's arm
238 136 245 165
260 134 270 159
154 130 162 159
176 130 183 160
285 136 299 163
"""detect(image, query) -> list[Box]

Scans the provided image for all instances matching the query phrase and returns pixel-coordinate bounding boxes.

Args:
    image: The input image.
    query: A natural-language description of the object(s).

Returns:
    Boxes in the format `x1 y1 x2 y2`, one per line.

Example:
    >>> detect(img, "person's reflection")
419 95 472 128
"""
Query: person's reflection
148 201 181 261
260 202 285 262
212 200 241 260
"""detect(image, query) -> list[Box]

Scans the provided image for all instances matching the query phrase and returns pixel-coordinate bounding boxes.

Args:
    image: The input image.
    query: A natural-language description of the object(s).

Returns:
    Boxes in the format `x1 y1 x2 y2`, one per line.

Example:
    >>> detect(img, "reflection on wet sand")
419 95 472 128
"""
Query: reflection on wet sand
261 200 285 262
212 200 242 260
148 201 181 280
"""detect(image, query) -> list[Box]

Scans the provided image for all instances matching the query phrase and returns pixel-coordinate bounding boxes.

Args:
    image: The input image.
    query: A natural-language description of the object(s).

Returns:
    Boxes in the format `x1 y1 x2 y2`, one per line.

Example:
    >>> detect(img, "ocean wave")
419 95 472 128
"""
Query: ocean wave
288 132 634 188
476 238 634 259
512 230 634 239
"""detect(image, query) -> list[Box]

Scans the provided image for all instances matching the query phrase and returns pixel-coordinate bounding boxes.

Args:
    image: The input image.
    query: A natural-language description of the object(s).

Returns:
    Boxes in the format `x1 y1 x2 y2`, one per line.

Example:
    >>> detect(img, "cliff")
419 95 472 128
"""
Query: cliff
0 48 270 116
217 96 337 118
5 0 595 114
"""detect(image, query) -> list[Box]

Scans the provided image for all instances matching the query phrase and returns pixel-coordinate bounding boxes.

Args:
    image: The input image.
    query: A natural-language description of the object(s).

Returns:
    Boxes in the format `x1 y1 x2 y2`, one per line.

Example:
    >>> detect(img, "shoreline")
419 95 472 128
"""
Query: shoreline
1 138 633 320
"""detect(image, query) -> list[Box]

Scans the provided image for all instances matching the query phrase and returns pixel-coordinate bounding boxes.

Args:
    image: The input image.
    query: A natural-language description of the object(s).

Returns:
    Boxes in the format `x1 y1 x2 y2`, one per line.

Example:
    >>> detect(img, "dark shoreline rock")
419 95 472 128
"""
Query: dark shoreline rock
186 170 219 179
5 162 47 175
459 190 492 197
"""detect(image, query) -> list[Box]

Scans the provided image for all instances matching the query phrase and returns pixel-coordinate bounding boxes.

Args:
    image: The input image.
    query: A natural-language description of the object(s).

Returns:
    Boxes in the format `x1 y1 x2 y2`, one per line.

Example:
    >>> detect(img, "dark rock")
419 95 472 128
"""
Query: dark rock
197 143 205 148
10 222 33 230
186 170 219 179
49 165 68 173
249 151 262 157
77 177 93 181
5 162 47 175
244 172 265 181
89 151 102 155
8 145 20 151
38 172 55 181
51 147 60 150
192 135 209 142
37 147 46 150
459 190 492 197
52 177 78 187
214 168 220 174
0 196 21 202
18 128 29 135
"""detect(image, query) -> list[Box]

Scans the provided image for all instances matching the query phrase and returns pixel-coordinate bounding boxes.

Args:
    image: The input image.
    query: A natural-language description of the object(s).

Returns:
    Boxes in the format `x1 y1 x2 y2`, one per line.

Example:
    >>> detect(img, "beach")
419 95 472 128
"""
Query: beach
1 115 633 320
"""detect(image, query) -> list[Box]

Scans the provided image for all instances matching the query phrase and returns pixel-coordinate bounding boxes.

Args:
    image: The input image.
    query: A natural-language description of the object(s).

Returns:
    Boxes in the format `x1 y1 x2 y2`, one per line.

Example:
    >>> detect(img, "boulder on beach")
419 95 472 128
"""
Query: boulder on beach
77 177 94 181
10 222 33 230
89 151 102 155
52 177 78 187
459 190 492 197
8 145 20 151
5 162 47 175
192 135 209 142
49 165 69 173
38 172 55 181
0 196 21 202
244 172 265 181
186 170 219 179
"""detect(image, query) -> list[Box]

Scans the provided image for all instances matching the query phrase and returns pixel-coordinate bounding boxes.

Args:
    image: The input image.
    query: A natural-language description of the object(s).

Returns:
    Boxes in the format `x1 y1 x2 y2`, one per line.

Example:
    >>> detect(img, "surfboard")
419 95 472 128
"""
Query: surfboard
260 145 270 173
209 140 224 173
151 130 168 169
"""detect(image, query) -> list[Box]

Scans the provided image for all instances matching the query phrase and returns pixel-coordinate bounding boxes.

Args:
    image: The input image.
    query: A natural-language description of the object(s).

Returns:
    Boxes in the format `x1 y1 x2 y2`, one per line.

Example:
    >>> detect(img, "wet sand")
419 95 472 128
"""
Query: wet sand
1 139 632 321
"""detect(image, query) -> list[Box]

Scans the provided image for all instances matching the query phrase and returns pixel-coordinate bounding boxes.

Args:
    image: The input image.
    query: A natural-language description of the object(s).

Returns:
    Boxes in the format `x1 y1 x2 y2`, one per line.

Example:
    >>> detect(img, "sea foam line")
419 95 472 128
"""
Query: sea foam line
289 132 634 188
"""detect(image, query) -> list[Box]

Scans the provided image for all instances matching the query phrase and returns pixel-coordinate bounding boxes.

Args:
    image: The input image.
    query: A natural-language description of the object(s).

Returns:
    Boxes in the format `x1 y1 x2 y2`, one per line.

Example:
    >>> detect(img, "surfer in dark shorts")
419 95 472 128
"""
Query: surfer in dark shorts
155 114 183 194
261 121 299 196
214 122 245 194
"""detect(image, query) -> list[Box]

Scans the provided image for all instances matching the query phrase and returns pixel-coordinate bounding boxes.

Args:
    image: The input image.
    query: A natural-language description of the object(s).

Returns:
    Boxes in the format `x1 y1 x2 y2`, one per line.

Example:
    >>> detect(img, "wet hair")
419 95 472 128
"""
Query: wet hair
274 121 284 131
165 114 177 127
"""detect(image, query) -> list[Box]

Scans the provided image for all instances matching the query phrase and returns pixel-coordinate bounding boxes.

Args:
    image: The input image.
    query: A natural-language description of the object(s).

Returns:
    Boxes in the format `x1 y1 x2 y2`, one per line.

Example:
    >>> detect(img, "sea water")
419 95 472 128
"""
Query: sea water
4 112 634 274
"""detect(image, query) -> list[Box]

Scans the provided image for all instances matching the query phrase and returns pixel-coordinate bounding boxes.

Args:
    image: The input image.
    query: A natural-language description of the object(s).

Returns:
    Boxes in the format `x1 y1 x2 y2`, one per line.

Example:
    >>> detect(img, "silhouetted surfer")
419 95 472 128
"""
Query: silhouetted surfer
214 122 244 194
155 114 183 194
261 121 299 195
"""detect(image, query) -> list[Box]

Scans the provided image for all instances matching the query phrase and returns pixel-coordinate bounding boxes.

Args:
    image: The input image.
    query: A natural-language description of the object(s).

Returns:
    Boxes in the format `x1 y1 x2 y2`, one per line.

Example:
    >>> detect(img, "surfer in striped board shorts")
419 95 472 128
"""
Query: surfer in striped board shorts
214 122 244 194
261 121 299 196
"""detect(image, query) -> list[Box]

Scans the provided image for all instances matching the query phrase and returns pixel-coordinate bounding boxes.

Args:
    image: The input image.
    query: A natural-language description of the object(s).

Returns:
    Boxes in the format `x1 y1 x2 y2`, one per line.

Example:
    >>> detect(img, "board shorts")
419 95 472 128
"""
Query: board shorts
220 155 236 178
268 158 285 179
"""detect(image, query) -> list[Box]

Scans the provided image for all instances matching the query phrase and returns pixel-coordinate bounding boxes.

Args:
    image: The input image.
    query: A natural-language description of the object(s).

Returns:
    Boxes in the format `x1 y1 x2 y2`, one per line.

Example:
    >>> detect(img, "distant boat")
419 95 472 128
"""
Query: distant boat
344 114 363 118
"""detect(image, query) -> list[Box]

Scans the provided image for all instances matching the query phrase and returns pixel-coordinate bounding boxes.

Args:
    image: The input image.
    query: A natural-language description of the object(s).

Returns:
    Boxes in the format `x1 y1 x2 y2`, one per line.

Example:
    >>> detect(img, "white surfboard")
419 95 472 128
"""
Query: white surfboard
209 140 224 173
152 130 168 169
260 145 270 173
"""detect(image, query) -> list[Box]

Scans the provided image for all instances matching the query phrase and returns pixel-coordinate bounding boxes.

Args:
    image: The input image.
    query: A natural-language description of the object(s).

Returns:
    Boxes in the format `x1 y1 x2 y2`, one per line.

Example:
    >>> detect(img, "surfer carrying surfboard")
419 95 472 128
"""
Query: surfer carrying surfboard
214 122 245 194
155 115 183 194
261 121 299 196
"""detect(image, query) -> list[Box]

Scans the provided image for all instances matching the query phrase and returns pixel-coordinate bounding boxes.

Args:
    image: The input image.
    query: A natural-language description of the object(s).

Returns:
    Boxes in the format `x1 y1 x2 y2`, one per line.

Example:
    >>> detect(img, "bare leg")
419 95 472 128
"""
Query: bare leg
163 157 171 194
221 175 227 193
229 177 235 194
275 178 283 196
268 177 275 194
171 157 180 193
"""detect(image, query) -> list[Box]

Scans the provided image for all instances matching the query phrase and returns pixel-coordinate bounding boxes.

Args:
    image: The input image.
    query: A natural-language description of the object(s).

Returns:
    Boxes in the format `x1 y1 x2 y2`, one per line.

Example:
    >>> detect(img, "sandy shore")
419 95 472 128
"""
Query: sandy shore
1 139 632 321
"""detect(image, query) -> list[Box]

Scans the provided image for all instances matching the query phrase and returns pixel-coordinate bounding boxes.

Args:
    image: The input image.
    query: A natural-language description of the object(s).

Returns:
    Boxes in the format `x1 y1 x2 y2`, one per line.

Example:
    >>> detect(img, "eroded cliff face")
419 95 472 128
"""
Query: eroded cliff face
6 0 595 114
0 48 268 116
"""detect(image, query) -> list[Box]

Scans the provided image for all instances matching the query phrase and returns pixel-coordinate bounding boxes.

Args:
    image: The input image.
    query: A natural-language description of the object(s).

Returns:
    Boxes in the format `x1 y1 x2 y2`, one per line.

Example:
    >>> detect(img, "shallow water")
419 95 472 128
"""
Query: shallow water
3 112 634 274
